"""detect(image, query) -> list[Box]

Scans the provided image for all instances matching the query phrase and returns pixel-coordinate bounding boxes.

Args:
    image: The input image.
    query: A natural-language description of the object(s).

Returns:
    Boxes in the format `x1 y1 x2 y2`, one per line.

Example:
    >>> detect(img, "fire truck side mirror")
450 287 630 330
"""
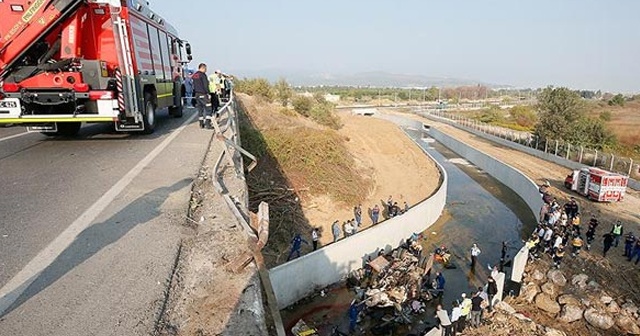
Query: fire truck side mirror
185 43 192 56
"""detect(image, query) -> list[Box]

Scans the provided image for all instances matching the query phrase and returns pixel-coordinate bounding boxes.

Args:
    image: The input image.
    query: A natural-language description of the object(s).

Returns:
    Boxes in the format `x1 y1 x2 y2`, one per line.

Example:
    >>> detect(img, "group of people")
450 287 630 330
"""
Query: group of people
532 182 630 269
330 197 410 243
188 63 233 129
433 273 498 336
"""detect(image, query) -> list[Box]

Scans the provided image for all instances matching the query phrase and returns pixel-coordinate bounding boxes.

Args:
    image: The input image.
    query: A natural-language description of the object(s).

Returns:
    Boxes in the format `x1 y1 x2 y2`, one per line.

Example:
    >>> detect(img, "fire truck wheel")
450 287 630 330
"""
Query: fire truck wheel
142 93 156 134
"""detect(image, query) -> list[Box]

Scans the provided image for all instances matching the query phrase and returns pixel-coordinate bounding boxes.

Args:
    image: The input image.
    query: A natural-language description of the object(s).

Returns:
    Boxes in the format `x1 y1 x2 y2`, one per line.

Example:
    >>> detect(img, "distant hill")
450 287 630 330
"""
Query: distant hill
231 69 507 88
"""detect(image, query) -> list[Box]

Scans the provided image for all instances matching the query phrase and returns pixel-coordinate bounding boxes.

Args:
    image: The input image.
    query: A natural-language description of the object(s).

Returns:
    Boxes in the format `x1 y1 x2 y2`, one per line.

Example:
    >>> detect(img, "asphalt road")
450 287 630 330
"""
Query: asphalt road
0 107 214 335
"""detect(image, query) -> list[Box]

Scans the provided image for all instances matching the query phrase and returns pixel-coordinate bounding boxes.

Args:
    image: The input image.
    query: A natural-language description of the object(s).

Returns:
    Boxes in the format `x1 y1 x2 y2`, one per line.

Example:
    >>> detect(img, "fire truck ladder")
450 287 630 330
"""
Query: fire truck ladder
104 1 143 130
0 0 86 79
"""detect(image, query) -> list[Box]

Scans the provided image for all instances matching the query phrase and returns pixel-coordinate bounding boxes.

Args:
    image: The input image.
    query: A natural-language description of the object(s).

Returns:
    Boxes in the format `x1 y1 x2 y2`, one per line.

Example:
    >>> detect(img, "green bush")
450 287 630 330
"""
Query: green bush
235 78 274 102
292 95 313 117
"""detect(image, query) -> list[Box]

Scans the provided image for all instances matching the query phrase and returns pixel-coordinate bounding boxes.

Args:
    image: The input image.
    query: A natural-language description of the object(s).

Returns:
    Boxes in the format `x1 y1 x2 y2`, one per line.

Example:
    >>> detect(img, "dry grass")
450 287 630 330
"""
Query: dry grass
587 100 640 160
236 93 373 266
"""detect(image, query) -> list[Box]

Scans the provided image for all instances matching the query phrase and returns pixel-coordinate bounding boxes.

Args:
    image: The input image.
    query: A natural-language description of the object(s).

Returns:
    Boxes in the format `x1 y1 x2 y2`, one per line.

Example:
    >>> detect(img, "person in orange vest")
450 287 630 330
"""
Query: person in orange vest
571 235 583 257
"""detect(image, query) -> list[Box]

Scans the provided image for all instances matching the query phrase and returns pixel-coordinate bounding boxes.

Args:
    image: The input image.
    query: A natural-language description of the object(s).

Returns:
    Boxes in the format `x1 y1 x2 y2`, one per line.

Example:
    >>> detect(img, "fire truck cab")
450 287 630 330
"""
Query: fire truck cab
0 0 192 135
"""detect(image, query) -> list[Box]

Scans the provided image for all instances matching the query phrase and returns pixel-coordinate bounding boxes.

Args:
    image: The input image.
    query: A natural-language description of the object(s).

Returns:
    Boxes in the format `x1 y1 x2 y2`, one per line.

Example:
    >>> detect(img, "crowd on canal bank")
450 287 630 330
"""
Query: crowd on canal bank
285 195 411 260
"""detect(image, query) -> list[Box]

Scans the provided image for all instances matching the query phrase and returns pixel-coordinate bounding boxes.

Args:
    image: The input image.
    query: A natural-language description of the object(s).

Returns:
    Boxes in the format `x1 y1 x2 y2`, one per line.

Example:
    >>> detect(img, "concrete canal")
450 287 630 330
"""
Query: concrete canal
280 116 537 335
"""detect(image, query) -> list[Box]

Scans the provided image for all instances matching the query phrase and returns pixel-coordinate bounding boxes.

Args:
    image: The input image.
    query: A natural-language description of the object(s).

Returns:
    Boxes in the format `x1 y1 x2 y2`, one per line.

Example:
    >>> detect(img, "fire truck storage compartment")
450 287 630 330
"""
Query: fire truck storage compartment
80 61 114 90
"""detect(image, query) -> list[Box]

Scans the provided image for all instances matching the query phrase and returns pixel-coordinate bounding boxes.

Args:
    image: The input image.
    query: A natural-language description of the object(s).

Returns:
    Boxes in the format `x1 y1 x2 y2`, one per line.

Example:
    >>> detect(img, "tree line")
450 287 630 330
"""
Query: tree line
235 77 633 152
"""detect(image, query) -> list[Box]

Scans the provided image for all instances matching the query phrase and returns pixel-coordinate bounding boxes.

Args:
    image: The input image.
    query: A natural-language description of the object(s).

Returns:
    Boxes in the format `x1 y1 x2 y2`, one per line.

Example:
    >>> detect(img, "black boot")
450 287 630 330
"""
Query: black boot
199 119 204 128
204 119 213 129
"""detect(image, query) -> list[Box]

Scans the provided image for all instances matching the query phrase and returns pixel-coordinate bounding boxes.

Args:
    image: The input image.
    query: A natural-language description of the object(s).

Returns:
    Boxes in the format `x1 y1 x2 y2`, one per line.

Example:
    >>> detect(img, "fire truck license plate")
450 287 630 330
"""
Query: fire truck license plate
0 101 18 109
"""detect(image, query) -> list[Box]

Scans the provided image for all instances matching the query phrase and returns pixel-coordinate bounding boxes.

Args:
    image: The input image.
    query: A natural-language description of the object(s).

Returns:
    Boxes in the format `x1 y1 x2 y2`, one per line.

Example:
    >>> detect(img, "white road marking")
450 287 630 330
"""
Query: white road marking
0 131 30 143
0 113 197 315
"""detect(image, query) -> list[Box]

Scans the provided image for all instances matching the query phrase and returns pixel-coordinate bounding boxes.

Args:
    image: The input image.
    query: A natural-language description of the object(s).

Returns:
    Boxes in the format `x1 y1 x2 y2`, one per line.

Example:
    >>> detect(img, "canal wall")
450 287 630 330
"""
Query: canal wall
428 127 544 223
268 133 448 310
427 126 541 287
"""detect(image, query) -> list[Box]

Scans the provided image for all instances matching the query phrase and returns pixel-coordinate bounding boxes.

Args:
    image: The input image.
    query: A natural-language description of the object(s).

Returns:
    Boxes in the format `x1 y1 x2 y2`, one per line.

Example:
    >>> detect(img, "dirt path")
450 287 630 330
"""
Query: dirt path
303 112 441 246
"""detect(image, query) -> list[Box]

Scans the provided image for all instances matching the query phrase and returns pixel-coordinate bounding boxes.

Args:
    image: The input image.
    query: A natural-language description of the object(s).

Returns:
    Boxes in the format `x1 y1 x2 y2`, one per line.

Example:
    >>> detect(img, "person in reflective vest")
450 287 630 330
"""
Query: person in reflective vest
611 221 624 247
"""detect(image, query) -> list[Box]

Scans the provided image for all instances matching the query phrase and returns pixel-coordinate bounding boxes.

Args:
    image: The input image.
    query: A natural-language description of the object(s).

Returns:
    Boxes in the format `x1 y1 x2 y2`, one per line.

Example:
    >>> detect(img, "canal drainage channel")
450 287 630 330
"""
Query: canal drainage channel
280 122 537 335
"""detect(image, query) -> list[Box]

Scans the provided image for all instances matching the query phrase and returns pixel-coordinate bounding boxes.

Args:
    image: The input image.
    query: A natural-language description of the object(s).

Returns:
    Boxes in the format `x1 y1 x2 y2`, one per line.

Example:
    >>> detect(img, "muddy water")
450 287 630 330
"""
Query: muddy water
280 123 537 335
405 128 537 306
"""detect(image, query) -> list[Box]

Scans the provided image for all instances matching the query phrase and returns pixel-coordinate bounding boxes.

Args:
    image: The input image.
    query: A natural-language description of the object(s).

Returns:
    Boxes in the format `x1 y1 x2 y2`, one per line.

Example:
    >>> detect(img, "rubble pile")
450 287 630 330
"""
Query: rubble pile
467 261 640 336
359 248 429 311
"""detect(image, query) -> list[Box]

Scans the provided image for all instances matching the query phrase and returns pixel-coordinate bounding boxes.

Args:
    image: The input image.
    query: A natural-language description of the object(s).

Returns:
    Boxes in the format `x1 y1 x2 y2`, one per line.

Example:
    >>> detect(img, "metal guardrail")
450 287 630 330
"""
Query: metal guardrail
209 91 285 336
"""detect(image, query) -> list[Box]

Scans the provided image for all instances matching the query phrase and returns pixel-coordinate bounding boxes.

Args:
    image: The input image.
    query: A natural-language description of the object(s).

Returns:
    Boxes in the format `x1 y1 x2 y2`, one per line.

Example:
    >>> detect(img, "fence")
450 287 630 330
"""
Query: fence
425 109 640 190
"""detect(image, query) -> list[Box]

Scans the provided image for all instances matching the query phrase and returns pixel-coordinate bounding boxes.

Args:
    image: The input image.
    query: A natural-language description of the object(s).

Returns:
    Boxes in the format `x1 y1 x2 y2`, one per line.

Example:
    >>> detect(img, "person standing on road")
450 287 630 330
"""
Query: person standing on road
331 220 341 243
611 221 624 247
184 69 194 107
470 243 481 268
208 71 222 117
311 228 319 251
286 233 308 261
191 63 212 129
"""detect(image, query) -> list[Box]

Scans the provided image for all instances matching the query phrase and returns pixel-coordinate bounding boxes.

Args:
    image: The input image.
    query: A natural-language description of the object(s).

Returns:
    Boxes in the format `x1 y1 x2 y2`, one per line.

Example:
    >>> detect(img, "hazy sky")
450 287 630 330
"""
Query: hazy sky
152 0 640 92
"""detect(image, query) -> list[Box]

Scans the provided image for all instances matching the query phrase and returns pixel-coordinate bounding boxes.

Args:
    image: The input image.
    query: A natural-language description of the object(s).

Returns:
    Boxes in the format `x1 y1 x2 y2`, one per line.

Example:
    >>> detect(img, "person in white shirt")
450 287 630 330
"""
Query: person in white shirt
470 244 481 267
450 301 461 334
543 227 554 252
344 221 354 237
435 304 453 336
553 234 563 252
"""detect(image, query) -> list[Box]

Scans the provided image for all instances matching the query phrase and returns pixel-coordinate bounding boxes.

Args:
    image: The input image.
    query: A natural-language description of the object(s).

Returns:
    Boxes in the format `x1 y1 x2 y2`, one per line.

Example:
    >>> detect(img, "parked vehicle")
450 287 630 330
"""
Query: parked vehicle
564 167 628 202
0 0 192 135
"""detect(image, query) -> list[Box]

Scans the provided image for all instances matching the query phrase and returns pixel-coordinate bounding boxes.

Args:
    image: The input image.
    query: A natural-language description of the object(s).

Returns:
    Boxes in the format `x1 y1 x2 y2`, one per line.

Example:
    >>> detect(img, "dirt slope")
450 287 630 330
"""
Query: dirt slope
304 111 441 246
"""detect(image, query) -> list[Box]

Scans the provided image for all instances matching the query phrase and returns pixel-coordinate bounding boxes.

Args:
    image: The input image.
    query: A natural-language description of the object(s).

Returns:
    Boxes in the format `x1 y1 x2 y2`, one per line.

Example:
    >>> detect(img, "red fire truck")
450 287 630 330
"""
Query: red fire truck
564 167 628 202
0 0 192 135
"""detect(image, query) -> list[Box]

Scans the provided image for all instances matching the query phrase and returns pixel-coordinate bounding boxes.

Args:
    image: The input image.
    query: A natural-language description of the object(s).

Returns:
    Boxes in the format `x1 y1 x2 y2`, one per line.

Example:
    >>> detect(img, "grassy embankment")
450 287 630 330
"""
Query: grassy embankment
236 92 371 267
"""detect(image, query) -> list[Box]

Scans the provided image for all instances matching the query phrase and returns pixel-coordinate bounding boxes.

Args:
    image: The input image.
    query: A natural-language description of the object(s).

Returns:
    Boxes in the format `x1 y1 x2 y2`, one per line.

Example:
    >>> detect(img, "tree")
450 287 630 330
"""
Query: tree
510 105 538 128
235 77 274 102
425 86 439 101
534 86 617 149
608 94 625 107
274 78 293 107
534 87 586 142
478 106 504 123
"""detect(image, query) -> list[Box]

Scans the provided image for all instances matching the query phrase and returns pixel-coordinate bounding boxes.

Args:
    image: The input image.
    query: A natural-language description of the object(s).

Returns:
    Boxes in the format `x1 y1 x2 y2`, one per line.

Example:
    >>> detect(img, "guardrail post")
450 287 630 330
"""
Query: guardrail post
554 140 559 156
566 143 571 159
544 141 548 153
579 146 584 163
535 137 539 150
610 155 615 171
630 159 634 176
594 150 598 166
